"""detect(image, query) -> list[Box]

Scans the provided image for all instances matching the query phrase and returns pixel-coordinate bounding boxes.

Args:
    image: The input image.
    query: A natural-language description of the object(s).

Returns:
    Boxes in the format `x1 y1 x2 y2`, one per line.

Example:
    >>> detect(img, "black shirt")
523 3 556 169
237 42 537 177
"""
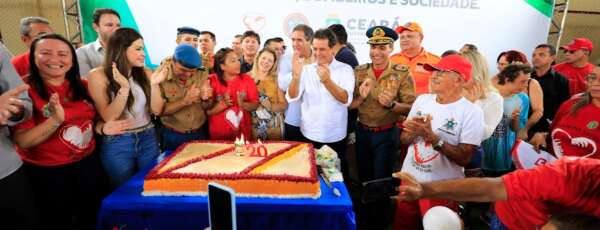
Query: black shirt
240 56 253 73
529 68 571 133
335 46 359 68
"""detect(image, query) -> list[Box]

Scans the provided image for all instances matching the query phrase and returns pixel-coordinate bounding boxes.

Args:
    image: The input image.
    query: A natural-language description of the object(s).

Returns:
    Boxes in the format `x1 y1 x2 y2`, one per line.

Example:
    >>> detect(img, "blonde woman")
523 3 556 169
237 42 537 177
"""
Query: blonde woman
249 48 287 140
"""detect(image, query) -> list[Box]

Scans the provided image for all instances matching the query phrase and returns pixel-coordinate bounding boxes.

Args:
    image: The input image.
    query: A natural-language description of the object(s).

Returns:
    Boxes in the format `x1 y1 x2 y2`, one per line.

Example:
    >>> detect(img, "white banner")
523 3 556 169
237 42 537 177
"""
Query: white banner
125 0 552 70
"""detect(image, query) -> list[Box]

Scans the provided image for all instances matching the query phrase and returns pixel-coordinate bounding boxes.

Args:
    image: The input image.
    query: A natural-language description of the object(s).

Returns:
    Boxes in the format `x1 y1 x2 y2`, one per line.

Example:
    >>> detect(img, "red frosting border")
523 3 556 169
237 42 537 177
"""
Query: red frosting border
145 140 318 183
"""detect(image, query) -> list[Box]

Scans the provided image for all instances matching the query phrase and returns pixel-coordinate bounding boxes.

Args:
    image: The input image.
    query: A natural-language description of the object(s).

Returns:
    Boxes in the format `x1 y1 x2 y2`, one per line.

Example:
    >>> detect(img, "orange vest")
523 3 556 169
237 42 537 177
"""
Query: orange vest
390 48 440 95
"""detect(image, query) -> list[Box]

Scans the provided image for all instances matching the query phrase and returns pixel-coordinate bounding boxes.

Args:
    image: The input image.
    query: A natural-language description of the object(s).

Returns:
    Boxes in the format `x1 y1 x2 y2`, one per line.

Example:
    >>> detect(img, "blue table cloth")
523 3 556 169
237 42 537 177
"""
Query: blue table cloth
97 153 356 230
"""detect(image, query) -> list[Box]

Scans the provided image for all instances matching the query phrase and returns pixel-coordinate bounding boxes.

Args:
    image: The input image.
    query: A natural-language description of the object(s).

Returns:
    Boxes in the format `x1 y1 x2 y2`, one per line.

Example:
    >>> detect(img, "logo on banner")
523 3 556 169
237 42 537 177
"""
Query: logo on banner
283 13 309 38
325 13 342 26
242 12 266 32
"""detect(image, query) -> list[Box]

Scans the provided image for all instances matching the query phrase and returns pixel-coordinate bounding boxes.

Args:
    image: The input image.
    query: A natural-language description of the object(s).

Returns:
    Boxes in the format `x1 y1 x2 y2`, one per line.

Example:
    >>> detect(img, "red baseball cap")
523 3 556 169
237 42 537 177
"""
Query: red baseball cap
395 22 423 35
561 38 593 52
424 54 472 81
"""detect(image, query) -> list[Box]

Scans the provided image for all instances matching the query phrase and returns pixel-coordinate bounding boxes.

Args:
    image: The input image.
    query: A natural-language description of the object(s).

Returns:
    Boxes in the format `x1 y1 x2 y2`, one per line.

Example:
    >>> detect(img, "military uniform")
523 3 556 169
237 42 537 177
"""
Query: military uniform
201 52 214 73
354 61 415 181
354 26 416 230
158 56 210 151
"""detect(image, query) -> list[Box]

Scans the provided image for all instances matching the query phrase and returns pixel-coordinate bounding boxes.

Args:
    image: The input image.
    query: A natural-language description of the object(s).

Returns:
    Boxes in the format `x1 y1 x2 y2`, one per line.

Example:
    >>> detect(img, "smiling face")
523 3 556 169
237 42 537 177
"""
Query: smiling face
312 38 334 65
257 51 275 74
34 38 73 80
126 38 145 67
242 36 259 57
430 70 461 94
369 43 393 67
399 30 422 51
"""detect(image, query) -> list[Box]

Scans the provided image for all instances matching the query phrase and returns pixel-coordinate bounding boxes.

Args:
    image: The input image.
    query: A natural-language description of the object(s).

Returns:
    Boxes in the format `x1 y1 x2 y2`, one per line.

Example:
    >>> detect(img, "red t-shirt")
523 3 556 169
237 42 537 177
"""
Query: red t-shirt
496 157 600 230
14 80 96 166
553 62 594 96
11 51 30 78
549 97 600 159
208 73 259 141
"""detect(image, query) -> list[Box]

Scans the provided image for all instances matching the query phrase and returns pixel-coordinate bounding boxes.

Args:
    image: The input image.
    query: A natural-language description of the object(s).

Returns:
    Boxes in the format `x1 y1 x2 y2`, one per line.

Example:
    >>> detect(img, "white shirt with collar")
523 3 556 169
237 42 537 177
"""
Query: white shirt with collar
286 59 355 143
76 39 105 78
278 53 301 127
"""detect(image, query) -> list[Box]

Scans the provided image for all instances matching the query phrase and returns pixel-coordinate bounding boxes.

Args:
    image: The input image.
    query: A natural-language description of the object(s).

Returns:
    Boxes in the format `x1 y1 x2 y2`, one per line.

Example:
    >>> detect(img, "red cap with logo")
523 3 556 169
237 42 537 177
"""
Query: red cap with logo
560 38 593 52
424 54 472 81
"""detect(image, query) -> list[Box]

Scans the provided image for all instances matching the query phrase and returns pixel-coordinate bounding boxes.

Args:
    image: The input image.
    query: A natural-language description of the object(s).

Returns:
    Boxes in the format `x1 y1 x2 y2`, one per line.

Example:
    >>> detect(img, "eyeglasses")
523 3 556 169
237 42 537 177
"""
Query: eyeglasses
586 74 600 83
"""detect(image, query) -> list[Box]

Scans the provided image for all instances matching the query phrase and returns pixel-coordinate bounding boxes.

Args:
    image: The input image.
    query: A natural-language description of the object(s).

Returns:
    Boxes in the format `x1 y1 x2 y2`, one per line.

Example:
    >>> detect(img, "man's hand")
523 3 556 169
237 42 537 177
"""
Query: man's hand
183 85 201 105
377 89 394 107
358 79 372 100
393 172 423 201
292 53 304 80
316 64 331 83
200 79 213 101
150 66 168 86
403 115 435 140
0 84 29 125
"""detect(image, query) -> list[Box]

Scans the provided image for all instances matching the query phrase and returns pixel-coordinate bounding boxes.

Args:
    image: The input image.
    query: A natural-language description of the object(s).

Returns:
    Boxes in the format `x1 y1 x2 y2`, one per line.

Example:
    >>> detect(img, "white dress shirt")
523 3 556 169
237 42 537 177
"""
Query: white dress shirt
286 59 355 143
278 54 301 127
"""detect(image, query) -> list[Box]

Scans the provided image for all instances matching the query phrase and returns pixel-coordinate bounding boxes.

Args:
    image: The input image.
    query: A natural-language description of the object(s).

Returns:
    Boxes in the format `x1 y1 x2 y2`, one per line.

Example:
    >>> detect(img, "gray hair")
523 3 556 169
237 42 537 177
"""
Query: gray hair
19 16 50 37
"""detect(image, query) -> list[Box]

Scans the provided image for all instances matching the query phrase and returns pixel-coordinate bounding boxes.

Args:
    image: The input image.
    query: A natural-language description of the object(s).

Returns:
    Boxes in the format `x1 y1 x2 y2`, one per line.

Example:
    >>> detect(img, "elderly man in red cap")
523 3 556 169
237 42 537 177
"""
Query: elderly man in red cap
554 37 595 96
393 54 485 230
390 22 440 96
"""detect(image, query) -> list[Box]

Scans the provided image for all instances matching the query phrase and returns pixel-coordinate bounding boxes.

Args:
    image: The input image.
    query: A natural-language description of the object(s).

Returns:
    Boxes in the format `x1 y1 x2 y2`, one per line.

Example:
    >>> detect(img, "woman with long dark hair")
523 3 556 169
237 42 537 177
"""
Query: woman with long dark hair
88 28 165 188
207 48 259 140
12 33 129 229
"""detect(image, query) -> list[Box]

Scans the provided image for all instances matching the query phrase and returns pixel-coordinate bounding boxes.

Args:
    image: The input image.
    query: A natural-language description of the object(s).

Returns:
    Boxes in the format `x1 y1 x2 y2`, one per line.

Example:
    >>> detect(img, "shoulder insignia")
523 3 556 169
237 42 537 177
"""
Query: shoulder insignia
355 63 369 71
393 64 409 72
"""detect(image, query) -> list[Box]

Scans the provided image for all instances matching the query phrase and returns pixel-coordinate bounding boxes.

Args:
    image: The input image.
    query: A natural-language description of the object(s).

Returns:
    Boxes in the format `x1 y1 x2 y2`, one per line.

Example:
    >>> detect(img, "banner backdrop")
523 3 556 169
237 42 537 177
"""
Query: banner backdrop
81 0 553 70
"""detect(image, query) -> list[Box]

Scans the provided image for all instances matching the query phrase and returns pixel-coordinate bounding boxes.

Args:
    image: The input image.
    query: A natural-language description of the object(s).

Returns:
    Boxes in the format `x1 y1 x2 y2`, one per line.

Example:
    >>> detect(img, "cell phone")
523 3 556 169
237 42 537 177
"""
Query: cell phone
208 182 237 230
361 177 401 204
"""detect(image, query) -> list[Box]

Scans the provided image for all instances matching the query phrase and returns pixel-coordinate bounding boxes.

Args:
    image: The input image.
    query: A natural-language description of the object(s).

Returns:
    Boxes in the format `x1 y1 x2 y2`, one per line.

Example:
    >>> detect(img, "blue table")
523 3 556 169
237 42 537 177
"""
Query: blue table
97 154 356 230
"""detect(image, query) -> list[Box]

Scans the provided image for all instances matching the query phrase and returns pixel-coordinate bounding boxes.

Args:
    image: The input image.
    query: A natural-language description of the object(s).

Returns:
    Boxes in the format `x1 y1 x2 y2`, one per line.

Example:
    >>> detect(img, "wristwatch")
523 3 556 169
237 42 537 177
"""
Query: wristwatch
386 101 397 109
433 139 444 151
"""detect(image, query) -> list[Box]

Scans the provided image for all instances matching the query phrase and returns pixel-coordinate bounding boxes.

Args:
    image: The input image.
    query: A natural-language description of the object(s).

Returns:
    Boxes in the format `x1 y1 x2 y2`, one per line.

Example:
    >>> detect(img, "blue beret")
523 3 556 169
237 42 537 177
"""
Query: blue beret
177 26 200 36
173 44 202 69
366 26 398 44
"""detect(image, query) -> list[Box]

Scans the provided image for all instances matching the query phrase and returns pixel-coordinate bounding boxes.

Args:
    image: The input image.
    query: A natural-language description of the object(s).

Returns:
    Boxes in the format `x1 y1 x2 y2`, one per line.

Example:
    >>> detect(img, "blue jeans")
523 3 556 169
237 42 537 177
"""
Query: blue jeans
100 127 160 188
161 127 208 152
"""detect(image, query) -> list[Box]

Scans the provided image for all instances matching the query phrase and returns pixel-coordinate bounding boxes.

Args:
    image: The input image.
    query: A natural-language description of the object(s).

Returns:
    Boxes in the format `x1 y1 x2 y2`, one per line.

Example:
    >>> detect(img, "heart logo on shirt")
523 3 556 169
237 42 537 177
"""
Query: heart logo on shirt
226 109 244 130
412 140 440 164
551 128 597 158
243 13 266 32
60 121 93 151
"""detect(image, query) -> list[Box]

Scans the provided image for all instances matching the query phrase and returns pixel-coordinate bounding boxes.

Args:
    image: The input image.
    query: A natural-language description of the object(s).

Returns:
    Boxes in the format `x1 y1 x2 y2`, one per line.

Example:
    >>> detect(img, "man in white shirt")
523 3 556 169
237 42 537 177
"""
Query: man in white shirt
287 28 355 179
76 8 121 78
278 24 314 141
393 54 485 229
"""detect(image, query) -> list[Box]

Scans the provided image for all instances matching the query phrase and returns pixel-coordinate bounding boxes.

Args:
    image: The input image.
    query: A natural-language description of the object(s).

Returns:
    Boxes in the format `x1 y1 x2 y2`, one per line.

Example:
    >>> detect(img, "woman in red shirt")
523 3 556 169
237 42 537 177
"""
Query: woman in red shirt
207 48 259 140
12 33 129 229
530 65 600 159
